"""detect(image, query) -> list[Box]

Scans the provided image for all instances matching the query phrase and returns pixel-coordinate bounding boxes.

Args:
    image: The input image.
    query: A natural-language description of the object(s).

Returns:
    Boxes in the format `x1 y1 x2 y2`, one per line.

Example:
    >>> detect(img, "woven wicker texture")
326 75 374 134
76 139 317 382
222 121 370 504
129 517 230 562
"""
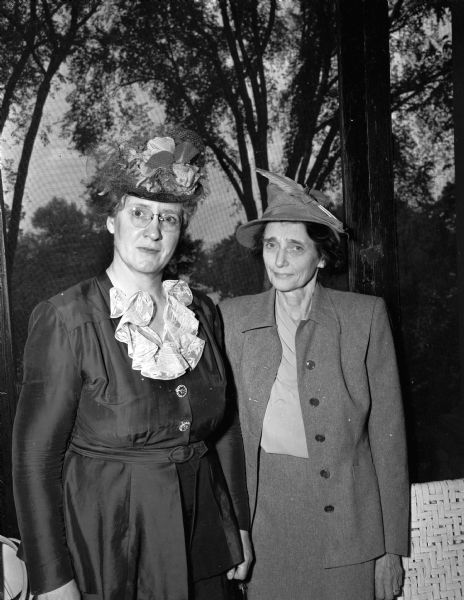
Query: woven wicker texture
398 479 464 600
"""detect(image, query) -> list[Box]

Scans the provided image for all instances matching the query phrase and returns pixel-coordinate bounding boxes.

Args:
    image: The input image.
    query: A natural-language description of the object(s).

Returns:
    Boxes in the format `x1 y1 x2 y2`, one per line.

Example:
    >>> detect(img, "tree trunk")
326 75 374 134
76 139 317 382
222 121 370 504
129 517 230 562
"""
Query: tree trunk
0 173 18 537
452 2 464 404
0 47 31 135
6 61 59 273
336 0 400 325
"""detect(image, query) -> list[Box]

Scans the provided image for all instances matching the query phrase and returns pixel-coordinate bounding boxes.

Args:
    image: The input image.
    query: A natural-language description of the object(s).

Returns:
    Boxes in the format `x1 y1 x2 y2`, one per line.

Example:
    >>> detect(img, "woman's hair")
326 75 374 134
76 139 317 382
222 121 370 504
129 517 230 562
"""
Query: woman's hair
253 221 344 271
304 222 343 270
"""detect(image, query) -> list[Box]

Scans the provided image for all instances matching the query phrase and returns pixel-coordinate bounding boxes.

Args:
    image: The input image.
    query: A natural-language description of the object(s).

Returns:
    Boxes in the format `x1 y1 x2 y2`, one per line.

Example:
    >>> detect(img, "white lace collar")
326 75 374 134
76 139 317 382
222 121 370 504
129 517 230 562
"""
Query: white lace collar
109 279 205 381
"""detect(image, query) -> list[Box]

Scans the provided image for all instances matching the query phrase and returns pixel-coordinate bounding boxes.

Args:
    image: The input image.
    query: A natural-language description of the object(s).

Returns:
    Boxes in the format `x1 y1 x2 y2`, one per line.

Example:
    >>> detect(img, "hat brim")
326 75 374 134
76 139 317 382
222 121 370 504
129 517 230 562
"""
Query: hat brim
125 186 203 204
236 207 343 248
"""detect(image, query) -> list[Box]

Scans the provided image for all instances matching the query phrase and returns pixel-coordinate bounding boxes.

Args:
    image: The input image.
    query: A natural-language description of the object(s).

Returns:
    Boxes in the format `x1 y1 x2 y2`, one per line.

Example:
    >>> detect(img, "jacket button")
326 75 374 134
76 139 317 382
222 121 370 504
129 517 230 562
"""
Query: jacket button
315 434 325 442
178 420 191 432
175 384 188 398
320 469 330 479
306 360 315 370
309 397 320 407
324 505 335 513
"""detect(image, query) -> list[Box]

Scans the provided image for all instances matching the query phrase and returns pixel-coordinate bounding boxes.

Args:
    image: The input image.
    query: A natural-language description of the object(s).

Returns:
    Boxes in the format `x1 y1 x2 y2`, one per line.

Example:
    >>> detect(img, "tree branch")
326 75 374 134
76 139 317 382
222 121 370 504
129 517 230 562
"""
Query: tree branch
306 116 338 188
219 0 257 140
208 141 244 201
314 148 340 189
257 0 276 55
40 0 59 52
0 47 31 134
389 0 405 25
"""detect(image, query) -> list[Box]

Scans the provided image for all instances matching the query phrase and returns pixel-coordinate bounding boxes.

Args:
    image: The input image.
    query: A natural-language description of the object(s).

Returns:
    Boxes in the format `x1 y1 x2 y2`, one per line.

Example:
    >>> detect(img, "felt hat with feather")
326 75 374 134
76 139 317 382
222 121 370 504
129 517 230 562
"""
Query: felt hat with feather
235 168 346 248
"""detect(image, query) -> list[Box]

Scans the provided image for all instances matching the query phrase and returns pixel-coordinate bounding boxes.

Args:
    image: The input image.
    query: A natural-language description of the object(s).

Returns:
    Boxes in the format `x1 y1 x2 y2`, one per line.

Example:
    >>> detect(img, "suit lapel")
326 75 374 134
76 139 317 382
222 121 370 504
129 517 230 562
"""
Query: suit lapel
240 285 341 424
240 289 282 426
307 284 340 333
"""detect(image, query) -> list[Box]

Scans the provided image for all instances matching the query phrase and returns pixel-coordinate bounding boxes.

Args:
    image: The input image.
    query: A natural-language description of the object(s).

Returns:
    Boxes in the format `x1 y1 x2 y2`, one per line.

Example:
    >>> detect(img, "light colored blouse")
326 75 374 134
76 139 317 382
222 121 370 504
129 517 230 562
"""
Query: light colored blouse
260 291 309 458
110 279 205 380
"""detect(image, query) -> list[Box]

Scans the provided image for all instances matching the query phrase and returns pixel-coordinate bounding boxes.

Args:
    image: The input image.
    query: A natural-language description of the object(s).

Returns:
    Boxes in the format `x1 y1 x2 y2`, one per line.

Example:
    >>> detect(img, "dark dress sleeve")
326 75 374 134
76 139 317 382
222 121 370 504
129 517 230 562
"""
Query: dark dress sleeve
13 301 82 595
206 300 250 531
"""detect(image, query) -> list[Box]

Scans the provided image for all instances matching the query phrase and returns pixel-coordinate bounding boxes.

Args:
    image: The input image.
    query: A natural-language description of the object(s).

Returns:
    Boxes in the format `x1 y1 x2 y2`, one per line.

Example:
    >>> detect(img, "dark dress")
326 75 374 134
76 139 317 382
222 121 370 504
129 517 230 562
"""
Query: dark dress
12 274 249 600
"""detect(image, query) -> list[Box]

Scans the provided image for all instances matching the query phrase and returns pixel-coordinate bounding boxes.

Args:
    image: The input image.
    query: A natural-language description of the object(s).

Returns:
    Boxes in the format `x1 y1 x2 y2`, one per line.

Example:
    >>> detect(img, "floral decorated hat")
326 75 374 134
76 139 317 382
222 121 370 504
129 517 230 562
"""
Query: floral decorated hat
94 127 206 204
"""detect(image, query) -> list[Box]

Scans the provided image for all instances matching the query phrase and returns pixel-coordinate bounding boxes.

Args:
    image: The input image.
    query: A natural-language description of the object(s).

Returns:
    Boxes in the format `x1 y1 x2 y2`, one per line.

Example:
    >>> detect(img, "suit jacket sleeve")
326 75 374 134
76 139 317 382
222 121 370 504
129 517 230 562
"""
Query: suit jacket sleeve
366 298 409 556
201 297 250 531
13 301 81 594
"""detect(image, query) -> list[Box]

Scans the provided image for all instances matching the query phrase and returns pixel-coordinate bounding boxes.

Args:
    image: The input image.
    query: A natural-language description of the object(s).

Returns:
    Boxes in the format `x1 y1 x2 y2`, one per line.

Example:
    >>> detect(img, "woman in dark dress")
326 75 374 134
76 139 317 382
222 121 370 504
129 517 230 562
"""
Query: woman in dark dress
12 128 252 600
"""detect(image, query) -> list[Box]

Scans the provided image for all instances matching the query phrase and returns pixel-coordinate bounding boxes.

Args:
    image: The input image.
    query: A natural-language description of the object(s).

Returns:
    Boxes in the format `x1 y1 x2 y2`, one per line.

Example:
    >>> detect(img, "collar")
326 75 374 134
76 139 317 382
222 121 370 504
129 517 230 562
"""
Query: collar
241 282 341 335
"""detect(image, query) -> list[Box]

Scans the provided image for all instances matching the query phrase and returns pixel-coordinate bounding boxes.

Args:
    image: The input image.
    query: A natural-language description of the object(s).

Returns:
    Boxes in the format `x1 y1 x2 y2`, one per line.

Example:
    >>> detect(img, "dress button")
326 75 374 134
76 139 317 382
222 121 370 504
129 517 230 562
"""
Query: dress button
175 384 188 398
324 505 335 513
320 469 330 479
178 420 191 432
306 360 315 370
315 434 325 442
309 397 320 407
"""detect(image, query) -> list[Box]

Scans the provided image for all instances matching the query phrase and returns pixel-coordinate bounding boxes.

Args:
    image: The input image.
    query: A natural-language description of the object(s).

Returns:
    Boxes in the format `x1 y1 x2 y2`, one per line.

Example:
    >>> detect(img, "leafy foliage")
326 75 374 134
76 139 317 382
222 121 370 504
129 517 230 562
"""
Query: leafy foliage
390 0 453 208
1 0 105 271
62 1 453 219
2 1 453 279
11 198 112 354
190 234 264 299
65 0 290 220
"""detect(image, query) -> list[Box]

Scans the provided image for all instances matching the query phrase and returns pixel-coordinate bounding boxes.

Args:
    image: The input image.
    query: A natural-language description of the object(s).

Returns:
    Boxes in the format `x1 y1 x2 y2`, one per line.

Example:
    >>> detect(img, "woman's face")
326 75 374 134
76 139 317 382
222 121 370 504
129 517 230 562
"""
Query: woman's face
262 221 325 292
107 195 182 277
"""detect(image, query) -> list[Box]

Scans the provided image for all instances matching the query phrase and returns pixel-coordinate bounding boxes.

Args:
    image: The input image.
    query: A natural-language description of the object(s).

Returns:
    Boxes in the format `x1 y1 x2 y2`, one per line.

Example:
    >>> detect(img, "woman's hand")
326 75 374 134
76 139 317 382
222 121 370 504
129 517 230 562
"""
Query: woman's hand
375 553 404 599
227 529 254 581
37 578 81 600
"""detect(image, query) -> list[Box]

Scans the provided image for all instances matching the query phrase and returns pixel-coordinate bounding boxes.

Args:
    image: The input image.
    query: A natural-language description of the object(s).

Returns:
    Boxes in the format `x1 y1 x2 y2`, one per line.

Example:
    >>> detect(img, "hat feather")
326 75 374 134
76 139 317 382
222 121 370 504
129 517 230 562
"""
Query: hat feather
256 168 305 196
256 167 345 234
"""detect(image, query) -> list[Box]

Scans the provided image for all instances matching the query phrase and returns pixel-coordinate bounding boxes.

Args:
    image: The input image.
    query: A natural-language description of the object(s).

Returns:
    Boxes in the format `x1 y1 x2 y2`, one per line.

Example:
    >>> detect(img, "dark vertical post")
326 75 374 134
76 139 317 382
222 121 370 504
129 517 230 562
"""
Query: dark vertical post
0 170 18 536
336 0 400 322
452 1 464 404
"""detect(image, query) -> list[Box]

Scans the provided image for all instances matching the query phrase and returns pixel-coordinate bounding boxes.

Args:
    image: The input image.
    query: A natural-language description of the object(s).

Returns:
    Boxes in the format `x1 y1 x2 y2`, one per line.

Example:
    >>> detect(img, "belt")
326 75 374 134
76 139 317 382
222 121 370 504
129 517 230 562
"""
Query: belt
69 440 208 464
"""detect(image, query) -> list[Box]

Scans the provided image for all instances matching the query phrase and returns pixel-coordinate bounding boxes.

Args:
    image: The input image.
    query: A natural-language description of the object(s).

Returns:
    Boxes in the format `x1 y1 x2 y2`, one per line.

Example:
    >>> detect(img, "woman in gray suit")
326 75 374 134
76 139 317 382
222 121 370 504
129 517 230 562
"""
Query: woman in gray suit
219 169 409 600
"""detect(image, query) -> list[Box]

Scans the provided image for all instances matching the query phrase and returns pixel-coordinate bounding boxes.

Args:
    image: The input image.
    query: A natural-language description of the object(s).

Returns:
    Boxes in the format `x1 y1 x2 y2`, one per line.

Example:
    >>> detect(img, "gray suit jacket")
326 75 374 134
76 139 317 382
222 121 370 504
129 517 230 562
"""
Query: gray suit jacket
219 283 409 568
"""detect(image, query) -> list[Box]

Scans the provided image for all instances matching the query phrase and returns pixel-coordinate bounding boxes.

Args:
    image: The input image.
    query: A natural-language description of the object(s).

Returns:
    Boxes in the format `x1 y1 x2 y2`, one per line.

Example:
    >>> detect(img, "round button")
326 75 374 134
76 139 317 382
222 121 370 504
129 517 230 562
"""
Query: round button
178 420 191 432
315 434 325 442
324 505 335 513
320 469 330 479
169 445 194 463
309 397 320 407
175 384 188 398
306 360 315 370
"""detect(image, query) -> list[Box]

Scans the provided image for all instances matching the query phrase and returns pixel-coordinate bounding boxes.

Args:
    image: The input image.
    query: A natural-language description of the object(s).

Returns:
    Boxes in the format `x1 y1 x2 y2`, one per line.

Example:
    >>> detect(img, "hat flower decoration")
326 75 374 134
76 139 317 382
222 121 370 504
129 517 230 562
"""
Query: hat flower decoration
126 134 203 197
93 127 206 203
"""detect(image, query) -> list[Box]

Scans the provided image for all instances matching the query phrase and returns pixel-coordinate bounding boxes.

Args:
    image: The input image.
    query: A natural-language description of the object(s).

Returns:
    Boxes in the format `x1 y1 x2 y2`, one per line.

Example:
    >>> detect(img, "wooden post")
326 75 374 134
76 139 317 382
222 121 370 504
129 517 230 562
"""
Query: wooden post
452 1 464 404
336 0 400 323
0 170 18 536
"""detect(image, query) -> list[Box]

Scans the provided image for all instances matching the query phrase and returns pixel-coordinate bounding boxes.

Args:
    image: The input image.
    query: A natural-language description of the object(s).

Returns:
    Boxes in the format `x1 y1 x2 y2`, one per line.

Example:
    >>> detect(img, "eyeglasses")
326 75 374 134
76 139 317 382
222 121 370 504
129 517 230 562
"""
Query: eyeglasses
128 206 182 231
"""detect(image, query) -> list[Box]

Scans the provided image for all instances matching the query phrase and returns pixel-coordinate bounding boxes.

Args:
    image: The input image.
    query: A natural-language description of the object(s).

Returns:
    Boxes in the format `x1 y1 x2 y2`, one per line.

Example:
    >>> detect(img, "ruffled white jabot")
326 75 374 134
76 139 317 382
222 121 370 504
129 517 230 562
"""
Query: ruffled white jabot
110 280 204 380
